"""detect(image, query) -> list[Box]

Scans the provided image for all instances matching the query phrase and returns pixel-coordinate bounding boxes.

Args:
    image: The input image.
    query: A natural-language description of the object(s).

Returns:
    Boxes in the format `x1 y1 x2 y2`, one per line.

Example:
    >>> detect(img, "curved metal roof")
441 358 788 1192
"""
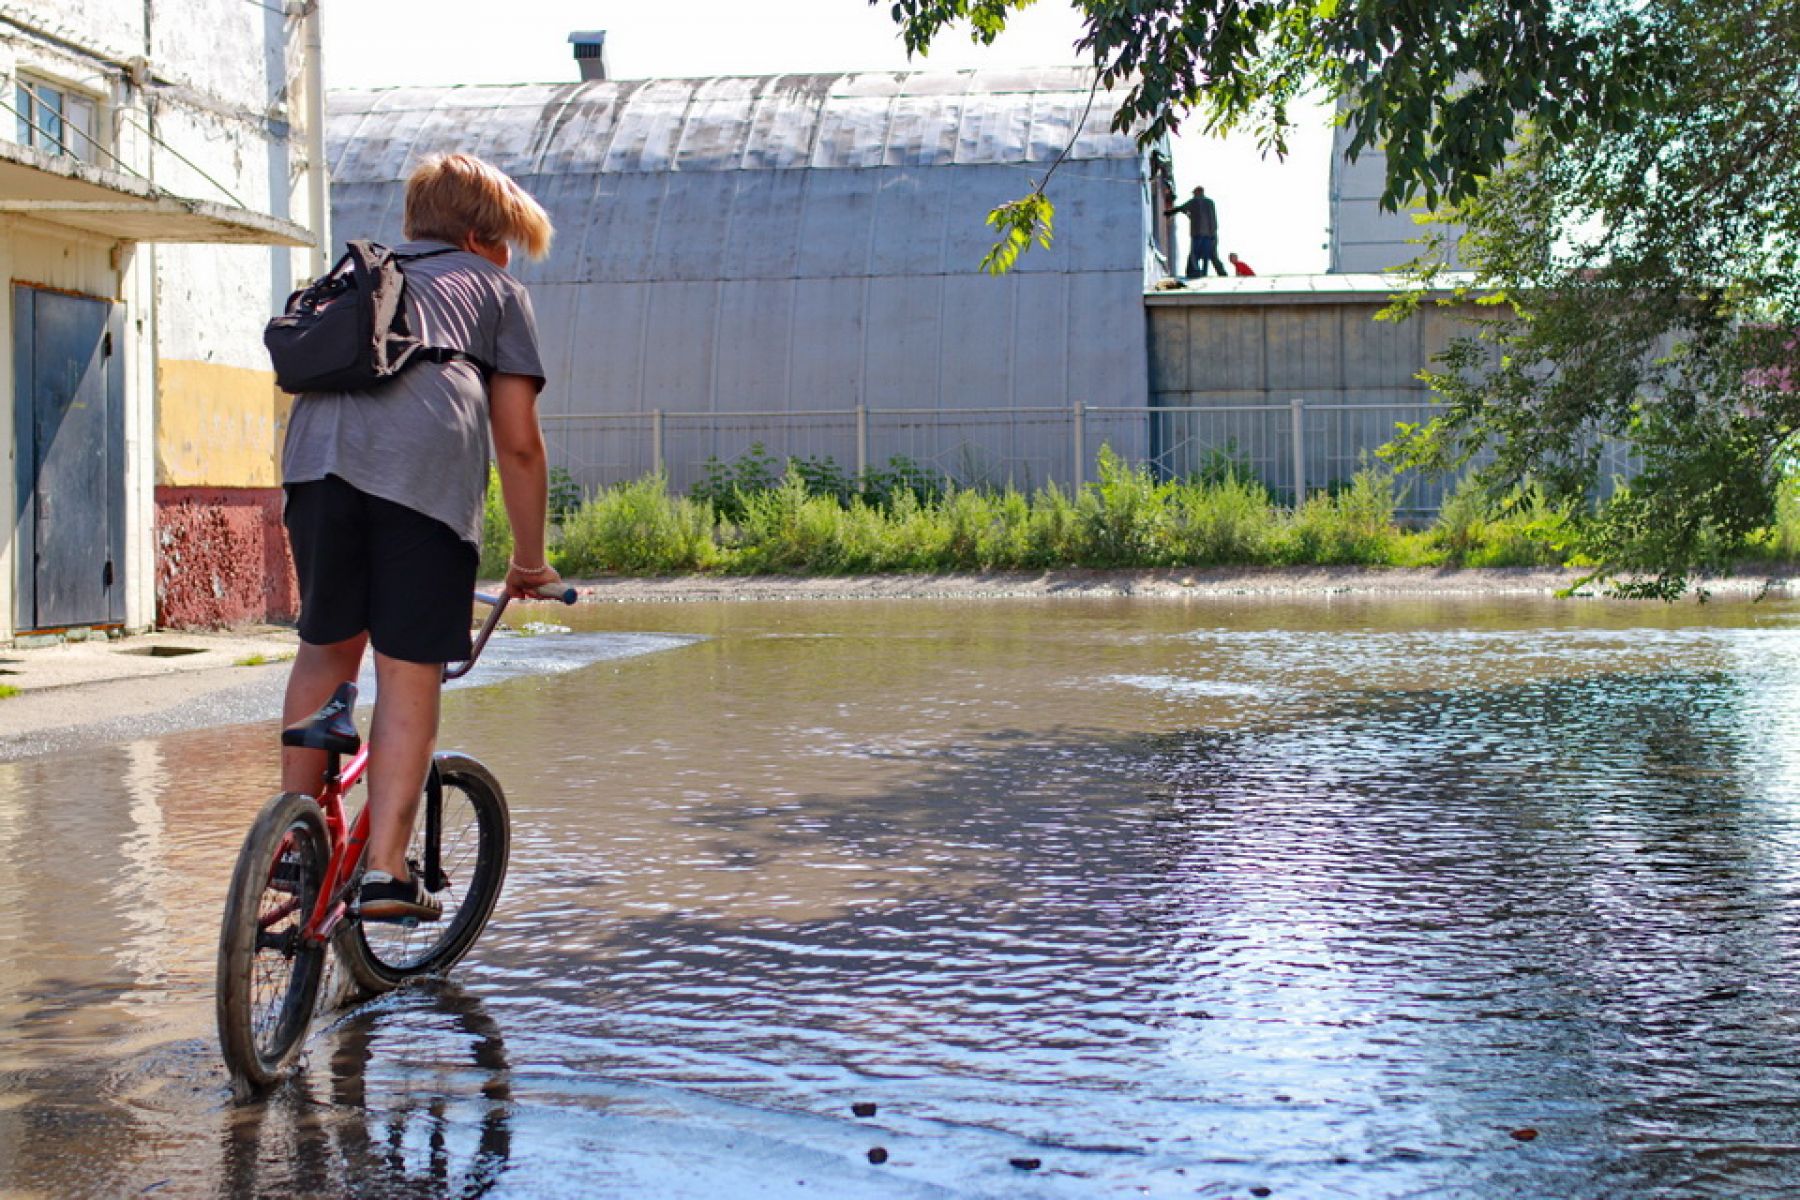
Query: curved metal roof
329 68 1139 183
326 69 1155 469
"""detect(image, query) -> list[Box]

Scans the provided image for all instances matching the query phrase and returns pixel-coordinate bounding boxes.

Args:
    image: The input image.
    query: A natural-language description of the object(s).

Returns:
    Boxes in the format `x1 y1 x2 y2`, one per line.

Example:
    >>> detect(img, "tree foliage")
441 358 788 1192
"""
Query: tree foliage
1398 0 1800 594
881 0 1665 209
884 0 1800 590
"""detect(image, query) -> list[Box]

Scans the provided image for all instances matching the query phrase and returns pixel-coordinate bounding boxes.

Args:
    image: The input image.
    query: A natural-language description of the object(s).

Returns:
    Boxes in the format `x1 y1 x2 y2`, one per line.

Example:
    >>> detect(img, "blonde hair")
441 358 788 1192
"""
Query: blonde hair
403 153 553 261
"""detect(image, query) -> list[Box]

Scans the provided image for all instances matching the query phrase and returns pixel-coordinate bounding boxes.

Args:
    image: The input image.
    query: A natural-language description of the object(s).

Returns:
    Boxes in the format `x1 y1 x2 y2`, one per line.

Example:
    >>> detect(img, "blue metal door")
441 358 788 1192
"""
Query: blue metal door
13 287 122 631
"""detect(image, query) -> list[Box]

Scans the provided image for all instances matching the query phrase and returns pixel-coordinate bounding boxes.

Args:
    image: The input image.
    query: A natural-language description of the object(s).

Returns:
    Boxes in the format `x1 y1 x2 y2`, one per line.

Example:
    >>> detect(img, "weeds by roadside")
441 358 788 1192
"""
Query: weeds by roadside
497 445 1800 578
232 653 294 668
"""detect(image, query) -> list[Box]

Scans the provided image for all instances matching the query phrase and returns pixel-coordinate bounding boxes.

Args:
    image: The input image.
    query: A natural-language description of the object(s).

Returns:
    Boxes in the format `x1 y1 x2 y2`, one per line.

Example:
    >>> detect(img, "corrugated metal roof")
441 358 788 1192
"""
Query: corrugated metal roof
326 68 1156 469
329 69 1138 182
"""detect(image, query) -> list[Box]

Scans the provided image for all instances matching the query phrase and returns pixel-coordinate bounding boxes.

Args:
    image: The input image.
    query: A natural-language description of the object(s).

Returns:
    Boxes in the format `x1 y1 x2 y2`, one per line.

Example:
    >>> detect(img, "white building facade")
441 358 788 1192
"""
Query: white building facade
0 1 318 641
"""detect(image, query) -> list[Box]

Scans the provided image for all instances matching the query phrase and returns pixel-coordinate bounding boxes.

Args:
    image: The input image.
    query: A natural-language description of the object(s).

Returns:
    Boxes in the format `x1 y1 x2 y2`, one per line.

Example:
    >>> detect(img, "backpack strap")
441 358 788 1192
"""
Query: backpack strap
387 244 495 378
417 346 496 378
393 245 462 264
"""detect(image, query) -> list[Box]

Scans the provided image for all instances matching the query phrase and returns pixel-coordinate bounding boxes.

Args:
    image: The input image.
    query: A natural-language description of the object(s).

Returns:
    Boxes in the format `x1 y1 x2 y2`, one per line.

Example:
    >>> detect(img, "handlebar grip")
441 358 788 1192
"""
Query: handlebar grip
528 584 578 604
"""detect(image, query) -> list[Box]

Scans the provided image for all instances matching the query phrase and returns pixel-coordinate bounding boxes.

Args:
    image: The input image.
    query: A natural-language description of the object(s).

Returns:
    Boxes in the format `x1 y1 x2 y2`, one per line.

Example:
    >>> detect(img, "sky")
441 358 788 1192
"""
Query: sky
321 0 1332 274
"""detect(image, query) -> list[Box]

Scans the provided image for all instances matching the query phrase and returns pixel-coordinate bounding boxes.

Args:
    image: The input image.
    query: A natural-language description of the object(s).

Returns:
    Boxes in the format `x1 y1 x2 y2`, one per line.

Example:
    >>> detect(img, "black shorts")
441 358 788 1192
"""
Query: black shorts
285 475 477 664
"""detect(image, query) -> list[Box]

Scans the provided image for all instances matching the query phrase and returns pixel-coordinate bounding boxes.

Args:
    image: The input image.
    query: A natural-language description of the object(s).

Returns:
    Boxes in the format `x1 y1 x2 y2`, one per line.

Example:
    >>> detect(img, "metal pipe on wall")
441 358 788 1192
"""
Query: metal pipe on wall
299 0 329 274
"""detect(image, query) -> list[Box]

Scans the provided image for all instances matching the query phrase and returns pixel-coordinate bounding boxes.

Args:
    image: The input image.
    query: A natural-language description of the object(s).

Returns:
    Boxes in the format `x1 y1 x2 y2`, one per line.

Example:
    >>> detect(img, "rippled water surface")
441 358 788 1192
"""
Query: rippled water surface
6 595 1800 1197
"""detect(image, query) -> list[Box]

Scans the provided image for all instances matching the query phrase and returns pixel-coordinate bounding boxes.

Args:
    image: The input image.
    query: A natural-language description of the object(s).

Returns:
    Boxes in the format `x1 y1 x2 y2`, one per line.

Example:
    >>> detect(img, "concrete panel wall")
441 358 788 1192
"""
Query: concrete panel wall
1150 296 1477 405
1146 291 1482 504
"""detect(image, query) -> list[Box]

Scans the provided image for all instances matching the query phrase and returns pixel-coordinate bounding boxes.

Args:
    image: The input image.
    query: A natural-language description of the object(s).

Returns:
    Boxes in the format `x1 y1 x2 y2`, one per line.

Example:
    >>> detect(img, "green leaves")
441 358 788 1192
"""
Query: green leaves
880 0 1672 212
1405 0 1800 594
981 193 1056 275
883 0 1800 589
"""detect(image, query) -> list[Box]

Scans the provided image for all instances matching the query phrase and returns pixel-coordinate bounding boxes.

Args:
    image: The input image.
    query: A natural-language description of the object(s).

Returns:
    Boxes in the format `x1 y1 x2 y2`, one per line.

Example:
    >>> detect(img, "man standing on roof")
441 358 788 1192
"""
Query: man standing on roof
1165 186 1226 279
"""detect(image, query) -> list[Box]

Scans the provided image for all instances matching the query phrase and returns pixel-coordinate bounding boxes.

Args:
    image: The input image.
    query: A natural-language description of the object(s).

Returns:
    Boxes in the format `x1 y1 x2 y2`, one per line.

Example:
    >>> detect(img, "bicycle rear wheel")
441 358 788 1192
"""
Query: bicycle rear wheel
337 752 510 993
217 791 330 1092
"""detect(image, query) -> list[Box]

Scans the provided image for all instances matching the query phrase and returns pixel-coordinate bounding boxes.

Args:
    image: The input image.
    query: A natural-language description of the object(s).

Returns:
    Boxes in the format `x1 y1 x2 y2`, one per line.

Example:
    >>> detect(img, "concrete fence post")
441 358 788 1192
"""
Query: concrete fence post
855 403 868 479
1290 397 1306 507
651 408 665 478
1072 401 1086 490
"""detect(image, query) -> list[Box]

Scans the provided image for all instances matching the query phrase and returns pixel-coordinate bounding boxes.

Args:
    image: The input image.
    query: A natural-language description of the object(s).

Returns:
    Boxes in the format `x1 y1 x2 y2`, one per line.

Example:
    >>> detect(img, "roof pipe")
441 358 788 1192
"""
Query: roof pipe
299 0 329 274
569 30 608 82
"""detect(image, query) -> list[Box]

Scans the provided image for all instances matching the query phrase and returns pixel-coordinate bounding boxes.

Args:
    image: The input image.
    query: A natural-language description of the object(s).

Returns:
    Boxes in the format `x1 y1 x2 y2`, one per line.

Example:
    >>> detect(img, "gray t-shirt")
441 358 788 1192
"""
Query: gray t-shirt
281 241 546 548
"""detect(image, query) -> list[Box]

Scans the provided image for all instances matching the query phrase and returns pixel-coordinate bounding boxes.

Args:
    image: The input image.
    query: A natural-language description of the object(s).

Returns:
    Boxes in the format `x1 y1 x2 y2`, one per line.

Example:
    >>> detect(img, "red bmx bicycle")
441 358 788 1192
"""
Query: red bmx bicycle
216 587 573 1091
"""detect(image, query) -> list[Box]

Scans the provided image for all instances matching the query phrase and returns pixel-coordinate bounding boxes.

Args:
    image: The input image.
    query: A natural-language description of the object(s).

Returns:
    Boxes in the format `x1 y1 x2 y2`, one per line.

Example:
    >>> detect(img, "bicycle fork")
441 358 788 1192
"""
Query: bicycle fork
423 761 448 893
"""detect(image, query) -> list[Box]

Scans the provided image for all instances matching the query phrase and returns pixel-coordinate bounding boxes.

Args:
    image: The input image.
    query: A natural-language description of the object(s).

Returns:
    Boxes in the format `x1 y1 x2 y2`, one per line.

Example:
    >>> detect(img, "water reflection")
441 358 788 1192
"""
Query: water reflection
4 596 1800 1196
1151 670 1800 1196
220 983 513 1199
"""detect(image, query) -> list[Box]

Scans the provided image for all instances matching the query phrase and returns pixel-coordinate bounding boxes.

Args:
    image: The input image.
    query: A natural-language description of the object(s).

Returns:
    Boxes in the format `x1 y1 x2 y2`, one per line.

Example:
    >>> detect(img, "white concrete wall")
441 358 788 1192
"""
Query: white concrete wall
0 2 316 635
147 0 312 361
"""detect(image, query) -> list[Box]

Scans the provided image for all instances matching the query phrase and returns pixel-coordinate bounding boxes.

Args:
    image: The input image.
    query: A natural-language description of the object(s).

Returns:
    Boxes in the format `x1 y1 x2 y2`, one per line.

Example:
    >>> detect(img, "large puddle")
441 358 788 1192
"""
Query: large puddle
5 595 1800 1197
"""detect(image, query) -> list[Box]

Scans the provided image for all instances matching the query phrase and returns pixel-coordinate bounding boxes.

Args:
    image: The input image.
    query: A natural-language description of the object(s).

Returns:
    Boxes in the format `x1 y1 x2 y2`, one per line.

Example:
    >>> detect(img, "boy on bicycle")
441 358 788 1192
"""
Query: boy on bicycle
279 153 563 922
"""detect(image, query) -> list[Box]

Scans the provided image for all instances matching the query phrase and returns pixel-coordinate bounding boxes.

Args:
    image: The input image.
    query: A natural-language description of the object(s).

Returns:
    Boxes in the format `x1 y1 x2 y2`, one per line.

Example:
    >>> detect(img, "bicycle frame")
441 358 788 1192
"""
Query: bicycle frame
245 745 372 948
307 745 374 942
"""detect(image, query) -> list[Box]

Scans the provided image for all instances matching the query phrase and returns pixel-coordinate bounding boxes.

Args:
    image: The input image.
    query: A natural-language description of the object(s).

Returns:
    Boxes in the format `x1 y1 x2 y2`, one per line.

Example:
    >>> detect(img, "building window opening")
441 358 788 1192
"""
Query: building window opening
16 76 98 164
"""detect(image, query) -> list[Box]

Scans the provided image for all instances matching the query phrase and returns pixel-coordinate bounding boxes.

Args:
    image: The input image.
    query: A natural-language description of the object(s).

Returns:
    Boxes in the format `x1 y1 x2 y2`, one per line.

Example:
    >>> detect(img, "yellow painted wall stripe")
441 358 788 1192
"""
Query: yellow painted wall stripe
155 359 289 488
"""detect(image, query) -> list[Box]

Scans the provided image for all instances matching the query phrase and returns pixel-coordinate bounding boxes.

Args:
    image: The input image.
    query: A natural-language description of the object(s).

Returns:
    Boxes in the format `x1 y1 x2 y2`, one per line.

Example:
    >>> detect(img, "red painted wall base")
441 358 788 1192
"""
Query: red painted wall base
155 486 297 629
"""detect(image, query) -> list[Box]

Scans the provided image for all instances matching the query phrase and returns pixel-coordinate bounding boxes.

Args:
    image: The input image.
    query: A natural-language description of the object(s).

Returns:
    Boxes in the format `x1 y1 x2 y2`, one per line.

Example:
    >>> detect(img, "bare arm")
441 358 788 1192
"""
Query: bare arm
488 373 563 597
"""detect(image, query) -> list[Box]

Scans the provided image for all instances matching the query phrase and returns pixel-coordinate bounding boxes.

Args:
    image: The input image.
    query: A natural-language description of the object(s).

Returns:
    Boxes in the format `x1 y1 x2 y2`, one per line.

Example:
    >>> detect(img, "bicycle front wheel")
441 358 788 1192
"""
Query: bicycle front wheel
338 752 511 993
217 791 331 1092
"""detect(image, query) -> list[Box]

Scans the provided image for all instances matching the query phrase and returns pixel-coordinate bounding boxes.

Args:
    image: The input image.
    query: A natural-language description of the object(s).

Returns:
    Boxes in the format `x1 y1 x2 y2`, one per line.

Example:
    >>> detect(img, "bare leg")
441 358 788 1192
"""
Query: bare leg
281 634 369 797
364 652 445 881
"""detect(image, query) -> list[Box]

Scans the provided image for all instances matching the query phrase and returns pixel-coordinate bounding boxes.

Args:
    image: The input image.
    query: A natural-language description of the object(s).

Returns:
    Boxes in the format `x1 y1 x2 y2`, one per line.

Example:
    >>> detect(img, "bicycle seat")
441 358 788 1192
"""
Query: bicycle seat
281 681 362 755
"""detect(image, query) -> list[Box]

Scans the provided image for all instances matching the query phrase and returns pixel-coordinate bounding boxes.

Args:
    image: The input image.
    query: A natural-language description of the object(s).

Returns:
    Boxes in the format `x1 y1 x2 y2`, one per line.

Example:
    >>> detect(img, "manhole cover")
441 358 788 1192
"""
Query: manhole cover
120 645 207 658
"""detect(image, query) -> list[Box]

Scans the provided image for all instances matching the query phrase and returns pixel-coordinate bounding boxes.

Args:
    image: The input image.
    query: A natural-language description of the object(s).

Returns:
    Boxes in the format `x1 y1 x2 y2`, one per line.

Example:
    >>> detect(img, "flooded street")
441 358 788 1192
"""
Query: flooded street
6 595 1800 1197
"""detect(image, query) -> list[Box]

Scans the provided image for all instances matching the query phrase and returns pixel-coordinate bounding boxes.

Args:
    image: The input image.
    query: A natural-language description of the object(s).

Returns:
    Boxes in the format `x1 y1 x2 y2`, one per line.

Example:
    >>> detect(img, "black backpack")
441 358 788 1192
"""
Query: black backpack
264 240 492 394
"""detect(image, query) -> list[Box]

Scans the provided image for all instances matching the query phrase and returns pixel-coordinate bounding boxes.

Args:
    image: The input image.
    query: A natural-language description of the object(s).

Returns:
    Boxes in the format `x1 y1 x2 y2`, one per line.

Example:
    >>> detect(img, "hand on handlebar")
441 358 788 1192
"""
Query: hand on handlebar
504 558 565 601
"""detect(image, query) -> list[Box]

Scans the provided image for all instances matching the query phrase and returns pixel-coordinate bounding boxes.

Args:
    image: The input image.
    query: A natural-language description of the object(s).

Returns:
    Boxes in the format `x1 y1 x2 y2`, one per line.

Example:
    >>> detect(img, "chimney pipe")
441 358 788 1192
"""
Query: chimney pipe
569 31 608 82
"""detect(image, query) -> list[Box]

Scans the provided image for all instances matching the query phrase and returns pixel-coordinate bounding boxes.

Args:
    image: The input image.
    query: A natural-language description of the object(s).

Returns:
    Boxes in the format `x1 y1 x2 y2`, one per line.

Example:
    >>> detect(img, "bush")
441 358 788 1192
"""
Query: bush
1272 466 1402 565
548 466 583 522
1076 448 1170 566
528 443 1800 578
1166 473 1278 564
554 474 717 574
479 464 512 578
1746 476 1800 562
1430 477 1577 567
692 443 782 522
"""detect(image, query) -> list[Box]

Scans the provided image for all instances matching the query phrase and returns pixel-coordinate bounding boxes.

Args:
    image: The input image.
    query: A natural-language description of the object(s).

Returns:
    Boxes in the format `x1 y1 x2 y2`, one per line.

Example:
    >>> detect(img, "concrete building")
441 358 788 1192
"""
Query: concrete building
328 68 1172 492
1 2 321 641
1145 275 1479 509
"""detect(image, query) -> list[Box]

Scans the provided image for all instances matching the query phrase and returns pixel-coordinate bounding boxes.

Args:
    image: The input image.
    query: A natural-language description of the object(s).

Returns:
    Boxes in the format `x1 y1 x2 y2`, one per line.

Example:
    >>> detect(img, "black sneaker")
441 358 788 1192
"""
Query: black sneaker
358 871 444 924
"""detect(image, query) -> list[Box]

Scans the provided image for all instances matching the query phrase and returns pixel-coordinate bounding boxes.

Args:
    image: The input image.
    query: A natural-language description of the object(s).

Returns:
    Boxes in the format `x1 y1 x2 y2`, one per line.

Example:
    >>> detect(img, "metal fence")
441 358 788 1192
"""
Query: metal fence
542 402 1635 516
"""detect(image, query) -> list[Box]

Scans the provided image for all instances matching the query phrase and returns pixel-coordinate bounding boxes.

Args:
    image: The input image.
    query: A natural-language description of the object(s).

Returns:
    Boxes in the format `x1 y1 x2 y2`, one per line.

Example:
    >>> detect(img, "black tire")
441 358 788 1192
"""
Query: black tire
217 792 331 1092
336 752 510 994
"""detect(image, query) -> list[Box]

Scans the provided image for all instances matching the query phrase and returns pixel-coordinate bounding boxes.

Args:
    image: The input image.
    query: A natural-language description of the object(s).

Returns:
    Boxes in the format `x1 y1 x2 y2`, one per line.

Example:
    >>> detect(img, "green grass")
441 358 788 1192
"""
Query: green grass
479 463 514 579
233 652 293 667
486 445 1779 578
